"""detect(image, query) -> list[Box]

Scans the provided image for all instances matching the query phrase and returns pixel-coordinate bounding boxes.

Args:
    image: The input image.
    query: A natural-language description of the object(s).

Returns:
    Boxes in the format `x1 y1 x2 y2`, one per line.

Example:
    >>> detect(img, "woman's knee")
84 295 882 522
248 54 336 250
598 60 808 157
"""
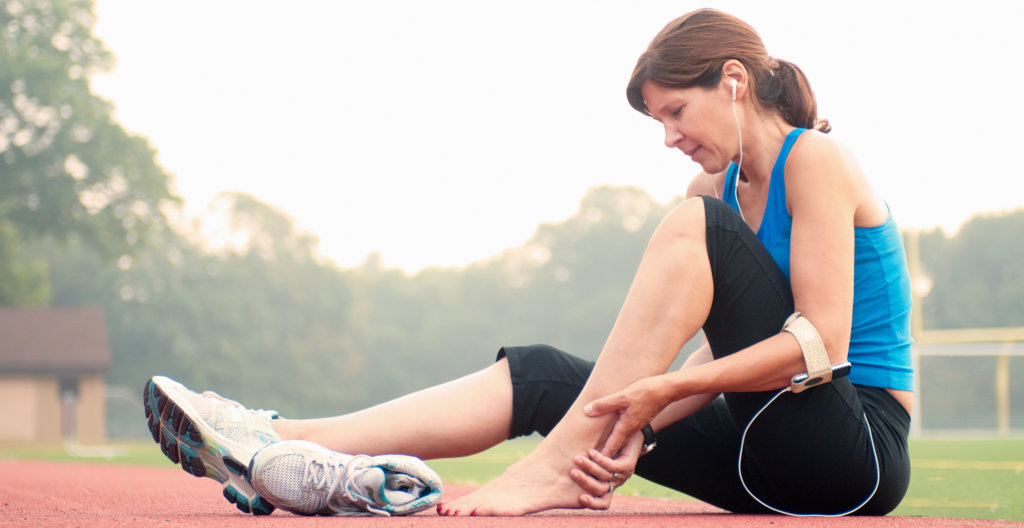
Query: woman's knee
639 197 710 276
653 197 707 244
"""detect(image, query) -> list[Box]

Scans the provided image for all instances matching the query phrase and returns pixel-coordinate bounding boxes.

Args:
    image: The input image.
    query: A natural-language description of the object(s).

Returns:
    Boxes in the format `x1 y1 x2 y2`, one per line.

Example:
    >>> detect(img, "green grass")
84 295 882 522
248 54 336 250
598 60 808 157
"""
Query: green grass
899 438 1024 521
2 437 1021 520
0 442 172 466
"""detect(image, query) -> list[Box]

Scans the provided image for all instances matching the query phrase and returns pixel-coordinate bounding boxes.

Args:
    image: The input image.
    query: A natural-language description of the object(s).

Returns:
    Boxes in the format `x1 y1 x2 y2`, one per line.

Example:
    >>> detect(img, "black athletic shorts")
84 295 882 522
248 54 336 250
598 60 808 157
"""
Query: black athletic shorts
496 196 911 515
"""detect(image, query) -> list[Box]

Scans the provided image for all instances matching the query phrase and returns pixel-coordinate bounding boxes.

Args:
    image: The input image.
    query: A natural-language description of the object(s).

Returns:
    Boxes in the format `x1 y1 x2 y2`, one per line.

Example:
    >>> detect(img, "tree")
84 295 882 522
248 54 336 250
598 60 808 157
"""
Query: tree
202 192 320 263
919 209 1024 329
1 0 179 307
0 219 49 305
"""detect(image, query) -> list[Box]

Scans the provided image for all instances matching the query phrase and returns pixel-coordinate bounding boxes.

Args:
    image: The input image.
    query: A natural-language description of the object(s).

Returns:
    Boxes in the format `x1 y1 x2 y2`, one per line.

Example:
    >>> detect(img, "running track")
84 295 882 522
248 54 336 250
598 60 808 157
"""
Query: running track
0 460 1015 527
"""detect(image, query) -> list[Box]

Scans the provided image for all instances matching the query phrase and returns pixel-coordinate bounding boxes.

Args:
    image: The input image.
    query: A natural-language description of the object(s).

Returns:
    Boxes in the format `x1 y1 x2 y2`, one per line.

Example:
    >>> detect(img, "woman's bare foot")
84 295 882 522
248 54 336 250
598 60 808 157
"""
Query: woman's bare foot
436 444 589 516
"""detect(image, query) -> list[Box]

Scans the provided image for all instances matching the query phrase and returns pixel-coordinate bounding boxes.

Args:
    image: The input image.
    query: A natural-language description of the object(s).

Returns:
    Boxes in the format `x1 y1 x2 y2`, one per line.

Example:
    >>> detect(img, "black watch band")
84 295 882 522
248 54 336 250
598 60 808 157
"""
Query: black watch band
641 424 657 455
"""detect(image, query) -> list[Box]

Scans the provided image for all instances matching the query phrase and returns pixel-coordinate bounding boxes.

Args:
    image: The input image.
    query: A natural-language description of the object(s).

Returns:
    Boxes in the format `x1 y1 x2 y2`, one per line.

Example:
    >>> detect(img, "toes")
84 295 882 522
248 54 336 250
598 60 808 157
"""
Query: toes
436 502 464 516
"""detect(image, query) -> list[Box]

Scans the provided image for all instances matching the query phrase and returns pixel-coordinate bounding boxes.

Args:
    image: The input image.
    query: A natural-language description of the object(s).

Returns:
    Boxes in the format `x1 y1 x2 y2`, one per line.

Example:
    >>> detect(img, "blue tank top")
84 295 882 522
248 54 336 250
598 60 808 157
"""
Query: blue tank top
723 128 914 391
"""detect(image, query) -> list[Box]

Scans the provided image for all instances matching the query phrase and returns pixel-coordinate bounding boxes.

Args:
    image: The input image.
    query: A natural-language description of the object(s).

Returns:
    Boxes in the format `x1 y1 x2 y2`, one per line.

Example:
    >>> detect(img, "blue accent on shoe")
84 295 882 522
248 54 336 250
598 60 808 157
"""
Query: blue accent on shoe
224 456 248 476
142 377 276 517
250 496 275 516
224 486 252 513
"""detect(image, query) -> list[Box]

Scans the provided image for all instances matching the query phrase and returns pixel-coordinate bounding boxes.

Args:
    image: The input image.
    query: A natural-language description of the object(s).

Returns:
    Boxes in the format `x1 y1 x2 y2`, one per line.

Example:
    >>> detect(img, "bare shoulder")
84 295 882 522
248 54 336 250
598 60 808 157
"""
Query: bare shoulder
686 170 726 199
787 130 859 177
786 130 886 224
785 130 866 194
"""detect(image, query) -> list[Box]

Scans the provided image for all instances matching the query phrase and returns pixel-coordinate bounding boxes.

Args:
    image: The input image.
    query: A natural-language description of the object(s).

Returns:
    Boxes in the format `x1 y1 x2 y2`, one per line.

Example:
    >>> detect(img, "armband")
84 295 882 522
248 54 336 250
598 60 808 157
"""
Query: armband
782 312 836 393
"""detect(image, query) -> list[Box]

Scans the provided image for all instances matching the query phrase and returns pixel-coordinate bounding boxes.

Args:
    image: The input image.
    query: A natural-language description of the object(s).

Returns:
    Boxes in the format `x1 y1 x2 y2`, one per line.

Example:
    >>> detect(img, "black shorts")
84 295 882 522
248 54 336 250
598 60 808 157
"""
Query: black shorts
496 197 911 515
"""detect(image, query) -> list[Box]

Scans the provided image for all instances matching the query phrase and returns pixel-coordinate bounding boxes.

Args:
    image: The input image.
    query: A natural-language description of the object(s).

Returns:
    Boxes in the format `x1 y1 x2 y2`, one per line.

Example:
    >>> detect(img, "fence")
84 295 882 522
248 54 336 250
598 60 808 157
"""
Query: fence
906 231 1022 438
912 330 1023 438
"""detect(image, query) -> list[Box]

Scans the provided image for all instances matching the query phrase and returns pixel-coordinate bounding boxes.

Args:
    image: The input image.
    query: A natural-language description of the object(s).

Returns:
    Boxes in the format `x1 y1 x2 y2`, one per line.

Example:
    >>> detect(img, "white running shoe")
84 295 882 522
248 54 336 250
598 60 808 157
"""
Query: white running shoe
249 439 443 516
143 375 281 515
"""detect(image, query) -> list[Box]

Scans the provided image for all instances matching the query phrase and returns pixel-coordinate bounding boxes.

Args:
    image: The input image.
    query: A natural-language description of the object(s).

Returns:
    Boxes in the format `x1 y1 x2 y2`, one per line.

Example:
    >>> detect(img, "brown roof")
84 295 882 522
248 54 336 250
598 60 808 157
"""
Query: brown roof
0 308 111 375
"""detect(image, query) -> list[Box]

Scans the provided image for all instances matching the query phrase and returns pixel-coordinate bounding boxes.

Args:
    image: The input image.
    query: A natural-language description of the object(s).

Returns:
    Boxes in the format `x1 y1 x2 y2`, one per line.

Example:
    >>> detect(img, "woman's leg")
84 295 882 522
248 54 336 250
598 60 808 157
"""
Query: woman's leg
440 197 716 516
273 358 514 460
638 198 908 516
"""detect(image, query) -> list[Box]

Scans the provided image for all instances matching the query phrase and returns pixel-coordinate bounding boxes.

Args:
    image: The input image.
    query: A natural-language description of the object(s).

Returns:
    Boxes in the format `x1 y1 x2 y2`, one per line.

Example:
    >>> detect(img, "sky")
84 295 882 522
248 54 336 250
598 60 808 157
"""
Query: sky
89 1 1024 272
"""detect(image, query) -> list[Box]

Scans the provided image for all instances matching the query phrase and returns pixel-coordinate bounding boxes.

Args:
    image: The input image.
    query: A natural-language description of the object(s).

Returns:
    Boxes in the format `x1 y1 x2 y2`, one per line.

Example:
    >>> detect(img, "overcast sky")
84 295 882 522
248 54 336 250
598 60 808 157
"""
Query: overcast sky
90 1 1024 271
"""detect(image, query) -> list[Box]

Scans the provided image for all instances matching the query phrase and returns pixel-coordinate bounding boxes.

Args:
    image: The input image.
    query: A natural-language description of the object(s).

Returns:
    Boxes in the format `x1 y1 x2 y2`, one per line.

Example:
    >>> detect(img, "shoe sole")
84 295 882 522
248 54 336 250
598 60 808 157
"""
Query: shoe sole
143 376 275 516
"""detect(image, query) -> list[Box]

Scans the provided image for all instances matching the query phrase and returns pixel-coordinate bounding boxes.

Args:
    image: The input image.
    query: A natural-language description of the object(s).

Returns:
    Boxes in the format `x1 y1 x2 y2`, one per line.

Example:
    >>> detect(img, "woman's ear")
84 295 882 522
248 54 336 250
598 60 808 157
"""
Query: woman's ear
721 60 747 101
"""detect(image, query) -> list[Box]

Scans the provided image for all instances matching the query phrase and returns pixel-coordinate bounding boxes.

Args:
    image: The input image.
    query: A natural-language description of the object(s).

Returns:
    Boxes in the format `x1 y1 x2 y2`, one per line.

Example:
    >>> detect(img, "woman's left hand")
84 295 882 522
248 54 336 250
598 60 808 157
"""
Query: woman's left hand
570 431 645 510
584 374 672 457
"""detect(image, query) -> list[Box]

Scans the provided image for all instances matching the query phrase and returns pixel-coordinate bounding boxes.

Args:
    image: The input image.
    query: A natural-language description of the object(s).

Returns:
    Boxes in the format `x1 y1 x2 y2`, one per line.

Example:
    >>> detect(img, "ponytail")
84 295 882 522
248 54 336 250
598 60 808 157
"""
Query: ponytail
759 59 831 133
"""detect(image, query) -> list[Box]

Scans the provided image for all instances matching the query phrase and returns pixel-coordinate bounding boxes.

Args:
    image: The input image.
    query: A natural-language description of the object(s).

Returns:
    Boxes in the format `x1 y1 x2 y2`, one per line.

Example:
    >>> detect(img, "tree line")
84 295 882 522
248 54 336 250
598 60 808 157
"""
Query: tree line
3 1 1021 422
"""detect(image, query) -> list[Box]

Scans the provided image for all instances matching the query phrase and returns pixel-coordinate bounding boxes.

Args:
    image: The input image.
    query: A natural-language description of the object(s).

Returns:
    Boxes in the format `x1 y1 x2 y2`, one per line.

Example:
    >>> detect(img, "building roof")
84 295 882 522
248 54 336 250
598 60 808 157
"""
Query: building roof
0 308 111 375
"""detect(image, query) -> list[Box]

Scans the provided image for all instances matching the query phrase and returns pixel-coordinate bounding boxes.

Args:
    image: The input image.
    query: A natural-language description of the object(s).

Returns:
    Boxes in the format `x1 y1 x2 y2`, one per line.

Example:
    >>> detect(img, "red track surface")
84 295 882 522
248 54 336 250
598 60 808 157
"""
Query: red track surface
0 460 1016 527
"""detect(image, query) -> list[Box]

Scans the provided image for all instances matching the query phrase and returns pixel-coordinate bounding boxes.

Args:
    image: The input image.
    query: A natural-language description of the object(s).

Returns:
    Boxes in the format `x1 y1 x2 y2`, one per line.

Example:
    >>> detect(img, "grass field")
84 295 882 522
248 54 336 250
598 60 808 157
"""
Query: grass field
2 437 1021 521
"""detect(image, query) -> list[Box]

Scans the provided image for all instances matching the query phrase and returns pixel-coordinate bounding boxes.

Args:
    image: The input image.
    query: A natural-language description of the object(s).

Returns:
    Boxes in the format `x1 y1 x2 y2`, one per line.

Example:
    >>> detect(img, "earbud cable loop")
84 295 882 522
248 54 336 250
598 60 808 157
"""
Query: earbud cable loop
737 388 881 517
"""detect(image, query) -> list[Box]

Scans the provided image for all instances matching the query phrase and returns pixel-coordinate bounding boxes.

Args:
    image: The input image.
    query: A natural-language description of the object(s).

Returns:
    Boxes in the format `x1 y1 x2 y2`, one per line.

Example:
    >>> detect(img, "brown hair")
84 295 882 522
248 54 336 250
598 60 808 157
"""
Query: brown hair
626 9 830 133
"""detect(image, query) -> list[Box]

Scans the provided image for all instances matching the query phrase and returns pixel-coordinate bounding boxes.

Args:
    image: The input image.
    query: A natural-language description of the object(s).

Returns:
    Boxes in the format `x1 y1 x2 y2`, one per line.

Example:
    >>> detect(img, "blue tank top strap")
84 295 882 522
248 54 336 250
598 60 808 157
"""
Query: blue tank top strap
721 128 805 219
765 128 807 220
723 163 740 210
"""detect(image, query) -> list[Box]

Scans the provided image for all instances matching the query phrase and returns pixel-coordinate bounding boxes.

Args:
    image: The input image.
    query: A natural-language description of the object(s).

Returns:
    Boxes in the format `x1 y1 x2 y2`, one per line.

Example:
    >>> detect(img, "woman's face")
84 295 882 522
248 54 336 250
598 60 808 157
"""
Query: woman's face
641 80 736 174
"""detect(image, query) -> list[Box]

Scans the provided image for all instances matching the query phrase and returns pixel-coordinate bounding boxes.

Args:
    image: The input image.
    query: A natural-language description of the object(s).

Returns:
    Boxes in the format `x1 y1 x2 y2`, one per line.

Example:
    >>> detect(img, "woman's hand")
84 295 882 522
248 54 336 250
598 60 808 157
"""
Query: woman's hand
570 431 645 510
584 374 674 457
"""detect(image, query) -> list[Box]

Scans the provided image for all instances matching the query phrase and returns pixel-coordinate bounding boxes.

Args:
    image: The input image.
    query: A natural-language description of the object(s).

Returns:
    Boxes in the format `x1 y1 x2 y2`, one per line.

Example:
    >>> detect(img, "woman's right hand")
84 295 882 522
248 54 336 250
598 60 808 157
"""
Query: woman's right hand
583 373 674 457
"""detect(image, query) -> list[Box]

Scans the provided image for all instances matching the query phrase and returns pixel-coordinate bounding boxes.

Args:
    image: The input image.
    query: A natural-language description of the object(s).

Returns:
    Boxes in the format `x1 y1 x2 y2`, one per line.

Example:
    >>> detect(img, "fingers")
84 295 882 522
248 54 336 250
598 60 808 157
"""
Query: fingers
572 452 634 490
583 394 620 417
573 453 614 482
587 450 634 485
579 492 613 511
570 466 616 499
582 397 605 416
600 421 635 457
587 448 632 474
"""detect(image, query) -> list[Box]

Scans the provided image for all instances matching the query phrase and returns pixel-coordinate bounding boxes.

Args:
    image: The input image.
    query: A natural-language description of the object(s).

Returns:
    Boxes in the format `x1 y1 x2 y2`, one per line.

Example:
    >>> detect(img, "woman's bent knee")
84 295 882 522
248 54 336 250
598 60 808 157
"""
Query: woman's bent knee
653 196 708 244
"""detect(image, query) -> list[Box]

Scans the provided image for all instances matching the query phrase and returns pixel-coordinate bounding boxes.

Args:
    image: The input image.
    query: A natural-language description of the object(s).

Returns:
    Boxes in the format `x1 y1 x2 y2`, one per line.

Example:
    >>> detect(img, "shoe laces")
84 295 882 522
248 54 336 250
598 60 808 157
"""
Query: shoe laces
302 453 385 515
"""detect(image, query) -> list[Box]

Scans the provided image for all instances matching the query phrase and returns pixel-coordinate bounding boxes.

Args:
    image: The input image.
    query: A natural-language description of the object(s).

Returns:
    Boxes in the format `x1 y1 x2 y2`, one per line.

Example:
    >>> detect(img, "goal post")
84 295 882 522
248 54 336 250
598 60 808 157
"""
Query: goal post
906 231 1022 438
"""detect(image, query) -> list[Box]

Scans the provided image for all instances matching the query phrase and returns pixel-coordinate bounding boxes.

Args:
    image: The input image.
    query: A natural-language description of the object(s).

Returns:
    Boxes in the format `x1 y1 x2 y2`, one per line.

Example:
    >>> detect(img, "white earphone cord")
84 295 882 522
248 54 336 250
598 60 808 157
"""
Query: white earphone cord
729 78 880 515
737 387 881 517
731 92 745 221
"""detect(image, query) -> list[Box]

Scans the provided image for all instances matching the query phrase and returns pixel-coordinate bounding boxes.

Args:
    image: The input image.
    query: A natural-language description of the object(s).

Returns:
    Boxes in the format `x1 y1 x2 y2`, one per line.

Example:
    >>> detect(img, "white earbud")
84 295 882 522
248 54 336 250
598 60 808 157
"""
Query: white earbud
730 78 738 101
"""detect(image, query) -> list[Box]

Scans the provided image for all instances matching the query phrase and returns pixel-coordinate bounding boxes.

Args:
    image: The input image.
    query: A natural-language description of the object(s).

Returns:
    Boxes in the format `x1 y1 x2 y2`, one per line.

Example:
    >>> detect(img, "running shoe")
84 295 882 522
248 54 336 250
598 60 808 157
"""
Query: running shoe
249 439 443 516
143 375 281 515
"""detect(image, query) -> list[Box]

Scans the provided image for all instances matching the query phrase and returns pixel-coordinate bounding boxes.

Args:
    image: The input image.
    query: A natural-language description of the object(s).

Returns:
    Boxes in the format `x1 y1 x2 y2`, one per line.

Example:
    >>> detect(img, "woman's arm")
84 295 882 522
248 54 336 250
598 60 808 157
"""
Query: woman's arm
786 131 858 363
584 333 805 455
587 133 862 455
649 340 718 430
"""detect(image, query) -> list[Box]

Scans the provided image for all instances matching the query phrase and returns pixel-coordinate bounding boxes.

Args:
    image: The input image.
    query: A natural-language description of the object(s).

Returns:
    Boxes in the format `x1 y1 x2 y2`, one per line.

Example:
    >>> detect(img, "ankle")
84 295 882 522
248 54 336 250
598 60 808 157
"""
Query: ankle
270 417 297 441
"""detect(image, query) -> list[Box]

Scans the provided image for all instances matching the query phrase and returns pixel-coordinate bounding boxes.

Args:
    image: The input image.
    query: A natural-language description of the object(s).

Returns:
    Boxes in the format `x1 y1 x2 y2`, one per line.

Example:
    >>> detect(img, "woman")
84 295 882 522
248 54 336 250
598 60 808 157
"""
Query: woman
146 8 912 517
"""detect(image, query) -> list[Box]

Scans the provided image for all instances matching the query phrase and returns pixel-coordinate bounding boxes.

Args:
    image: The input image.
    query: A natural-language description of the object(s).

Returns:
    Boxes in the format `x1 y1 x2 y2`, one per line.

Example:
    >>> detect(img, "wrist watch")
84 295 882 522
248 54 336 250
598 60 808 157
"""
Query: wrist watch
641 424 657 455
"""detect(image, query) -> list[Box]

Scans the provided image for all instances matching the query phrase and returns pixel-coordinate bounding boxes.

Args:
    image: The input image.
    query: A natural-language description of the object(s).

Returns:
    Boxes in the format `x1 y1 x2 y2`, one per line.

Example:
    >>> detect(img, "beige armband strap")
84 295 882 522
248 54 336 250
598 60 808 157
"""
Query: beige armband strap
781 312 832 393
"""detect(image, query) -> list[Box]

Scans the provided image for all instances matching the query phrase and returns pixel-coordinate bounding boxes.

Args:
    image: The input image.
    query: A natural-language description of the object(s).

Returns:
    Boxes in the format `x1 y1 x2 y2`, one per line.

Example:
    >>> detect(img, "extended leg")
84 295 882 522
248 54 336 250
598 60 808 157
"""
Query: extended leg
273 358 513 460
440 197 715 516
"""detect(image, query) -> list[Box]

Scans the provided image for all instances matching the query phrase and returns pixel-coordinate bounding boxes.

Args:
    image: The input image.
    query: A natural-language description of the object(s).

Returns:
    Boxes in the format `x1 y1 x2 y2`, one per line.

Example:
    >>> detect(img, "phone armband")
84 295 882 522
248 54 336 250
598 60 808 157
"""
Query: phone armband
782 312 843 393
